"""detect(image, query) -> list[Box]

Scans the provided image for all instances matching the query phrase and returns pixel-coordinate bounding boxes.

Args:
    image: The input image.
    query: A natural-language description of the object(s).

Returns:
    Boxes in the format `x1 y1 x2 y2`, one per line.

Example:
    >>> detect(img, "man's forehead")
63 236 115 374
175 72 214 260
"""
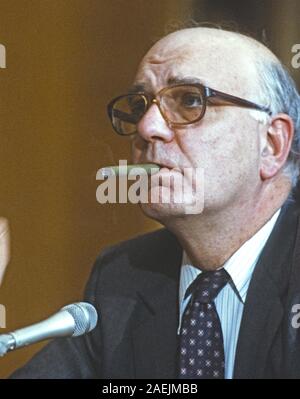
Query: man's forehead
134 38 254 93
133 27 280 95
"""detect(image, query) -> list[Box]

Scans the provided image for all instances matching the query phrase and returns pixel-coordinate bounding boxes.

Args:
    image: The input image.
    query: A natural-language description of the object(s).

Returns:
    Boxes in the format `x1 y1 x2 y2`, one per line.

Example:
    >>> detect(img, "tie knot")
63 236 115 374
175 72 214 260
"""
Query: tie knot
184 268 231 304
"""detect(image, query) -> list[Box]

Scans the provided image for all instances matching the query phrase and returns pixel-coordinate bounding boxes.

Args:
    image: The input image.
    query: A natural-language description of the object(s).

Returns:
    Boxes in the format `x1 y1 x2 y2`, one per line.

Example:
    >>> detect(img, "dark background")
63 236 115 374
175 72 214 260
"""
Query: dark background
0 0 299 378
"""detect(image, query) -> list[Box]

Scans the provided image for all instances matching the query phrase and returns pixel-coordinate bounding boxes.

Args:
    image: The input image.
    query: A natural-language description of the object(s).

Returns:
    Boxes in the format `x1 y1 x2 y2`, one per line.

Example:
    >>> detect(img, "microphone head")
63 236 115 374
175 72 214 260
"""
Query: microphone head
62 302 98 337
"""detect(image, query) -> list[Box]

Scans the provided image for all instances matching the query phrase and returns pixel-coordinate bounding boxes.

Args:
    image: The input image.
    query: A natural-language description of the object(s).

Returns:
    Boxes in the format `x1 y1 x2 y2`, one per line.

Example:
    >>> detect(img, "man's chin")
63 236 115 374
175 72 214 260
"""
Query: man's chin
139 201 191 222
138 185 205 220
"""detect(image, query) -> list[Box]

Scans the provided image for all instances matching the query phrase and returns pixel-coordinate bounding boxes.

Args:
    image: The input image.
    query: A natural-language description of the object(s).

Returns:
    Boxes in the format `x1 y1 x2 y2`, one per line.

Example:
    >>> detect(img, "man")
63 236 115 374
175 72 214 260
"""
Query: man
11 27 300 379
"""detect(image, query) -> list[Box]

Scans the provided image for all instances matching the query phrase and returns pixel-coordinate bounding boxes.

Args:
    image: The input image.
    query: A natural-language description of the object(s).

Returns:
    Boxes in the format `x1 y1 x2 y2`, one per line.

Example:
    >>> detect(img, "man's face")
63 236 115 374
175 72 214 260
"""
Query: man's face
131 30 265 222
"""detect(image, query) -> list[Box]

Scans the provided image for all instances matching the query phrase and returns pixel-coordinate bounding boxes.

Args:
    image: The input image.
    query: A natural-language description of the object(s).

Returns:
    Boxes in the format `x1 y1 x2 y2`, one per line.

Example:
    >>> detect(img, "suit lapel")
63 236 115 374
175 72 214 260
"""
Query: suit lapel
132 279 180 378
234 198 299 378
131 232 182 379
233 267 284 378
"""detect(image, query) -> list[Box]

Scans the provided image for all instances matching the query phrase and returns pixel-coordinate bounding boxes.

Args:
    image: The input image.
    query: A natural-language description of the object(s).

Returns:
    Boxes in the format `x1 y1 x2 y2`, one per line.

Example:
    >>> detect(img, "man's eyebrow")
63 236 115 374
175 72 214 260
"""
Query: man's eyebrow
128 83 147 93
167 76 208 86
128 77 209 93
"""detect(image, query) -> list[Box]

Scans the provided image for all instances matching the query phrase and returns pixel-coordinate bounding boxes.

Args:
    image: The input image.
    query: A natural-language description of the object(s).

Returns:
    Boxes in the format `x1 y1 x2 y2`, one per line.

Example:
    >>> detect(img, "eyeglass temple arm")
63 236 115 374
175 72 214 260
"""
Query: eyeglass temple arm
205 87 272 116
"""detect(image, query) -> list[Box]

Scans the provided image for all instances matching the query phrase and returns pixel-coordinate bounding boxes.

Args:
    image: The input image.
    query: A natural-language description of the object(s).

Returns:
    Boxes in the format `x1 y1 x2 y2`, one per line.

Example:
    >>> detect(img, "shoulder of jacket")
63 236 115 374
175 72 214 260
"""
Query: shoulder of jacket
85 228 181 297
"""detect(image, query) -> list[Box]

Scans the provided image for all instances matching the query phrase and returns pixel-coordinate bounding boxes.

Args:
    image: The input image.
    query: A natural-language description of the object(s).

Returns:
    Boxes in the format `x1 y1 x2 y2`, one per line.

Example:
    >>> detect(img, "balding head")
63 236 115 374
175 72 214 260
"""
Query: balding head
147 27 279 63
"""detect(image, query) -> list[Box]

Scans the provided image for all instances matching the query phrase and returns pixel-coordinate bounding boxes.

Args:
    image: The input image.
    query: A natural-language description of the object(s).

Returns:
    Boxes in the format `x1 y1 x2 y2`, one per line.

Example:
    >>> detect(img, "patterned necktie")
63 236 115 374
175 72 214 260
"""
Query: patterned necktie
178 268 231 379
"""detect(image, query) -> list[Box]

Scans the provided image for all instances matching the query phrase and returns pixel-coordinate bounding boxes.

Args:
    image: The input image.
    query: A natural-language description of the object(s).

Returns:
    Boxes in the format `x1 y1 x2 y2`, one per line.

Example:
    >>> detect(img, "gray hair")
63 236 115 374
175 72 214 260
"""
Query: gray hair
256 60 300 187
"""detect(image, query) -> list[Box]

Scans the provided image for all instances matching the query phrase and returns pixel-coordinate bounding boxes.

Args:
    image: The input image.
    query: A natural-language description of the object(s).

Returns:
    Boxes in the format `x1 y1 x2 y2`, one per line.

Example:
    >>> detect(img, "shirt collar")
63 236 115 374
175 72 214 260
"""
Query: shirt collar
179 208 281 305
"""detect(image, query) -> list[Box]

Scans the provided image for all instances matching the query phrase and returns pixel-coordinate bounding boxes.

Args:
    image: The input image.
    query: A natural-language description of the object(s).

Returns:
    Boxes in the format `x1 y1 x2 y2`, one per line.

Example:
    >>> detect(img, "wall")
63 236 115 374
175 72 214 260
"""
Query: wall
0 0 192 378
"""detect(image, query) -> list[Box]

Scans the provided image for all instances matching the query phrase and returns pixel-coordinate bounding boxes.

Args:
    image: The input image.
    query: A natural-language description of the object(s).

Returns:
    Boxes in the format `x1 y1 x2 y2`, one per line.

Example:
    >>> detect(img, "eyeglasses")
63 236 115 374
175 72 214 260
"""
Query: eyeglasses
107 83 272 136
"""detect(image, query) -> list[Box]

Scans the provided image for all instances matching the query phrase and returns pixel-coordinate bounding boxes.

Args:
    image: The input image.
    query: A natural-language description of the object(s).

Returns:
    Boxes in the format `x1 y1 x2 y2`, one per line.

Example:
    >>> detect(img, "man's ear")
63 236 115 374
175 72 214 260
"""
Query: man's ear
260 113 294 180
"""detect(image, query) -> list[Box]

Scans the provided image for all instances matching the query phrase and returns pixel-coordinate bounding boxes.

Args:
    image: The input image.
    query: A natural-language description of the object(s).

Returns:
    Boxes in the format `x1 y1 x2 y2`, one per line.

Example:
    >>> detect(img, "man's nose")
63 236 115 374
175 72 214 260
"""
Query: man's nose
136 103 175 143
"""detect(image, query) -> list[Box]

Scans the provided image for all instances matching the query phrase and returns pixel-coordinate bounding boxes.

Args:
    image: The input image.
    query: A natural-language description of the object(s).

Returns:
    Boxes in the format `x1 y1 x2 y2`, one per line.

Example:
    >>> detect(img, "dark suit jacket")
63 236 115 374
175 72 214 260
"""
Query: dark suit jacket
10 197 300 379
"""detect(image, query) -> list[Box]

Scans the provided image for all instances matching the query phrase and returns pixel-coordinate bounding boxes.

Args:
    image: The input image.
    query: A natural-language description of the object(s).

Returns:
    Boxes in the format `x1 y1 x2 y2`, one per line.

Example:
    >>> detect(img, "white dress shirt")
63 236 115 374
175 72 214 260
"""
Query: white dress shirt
178 209 281 379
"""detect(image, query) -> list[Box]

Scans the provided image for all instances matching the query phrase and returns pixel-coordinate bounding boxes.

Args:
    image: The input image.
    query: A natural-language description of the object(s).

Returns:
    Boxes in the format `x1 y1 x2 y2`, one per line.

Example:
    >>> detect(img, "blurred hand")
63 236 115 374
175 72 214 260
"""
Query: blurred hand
0 218 10 286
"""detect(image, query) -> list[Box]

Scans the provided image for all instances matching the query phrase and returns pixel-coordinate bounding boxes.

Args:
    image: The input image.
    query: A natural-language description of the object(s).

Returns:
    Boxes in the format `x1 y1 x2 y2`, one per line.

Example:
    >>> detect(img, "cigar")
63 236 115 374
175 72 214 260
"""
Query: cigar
100 163 161 178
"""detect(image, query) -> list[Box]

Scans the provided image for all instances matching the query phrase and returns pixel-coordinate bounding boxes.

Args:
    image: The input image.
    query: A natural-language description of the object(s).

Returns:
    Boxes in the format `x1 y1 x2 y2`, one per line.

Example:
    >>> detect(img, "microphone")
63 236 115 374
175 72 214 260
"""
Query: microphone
0 302 98 357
